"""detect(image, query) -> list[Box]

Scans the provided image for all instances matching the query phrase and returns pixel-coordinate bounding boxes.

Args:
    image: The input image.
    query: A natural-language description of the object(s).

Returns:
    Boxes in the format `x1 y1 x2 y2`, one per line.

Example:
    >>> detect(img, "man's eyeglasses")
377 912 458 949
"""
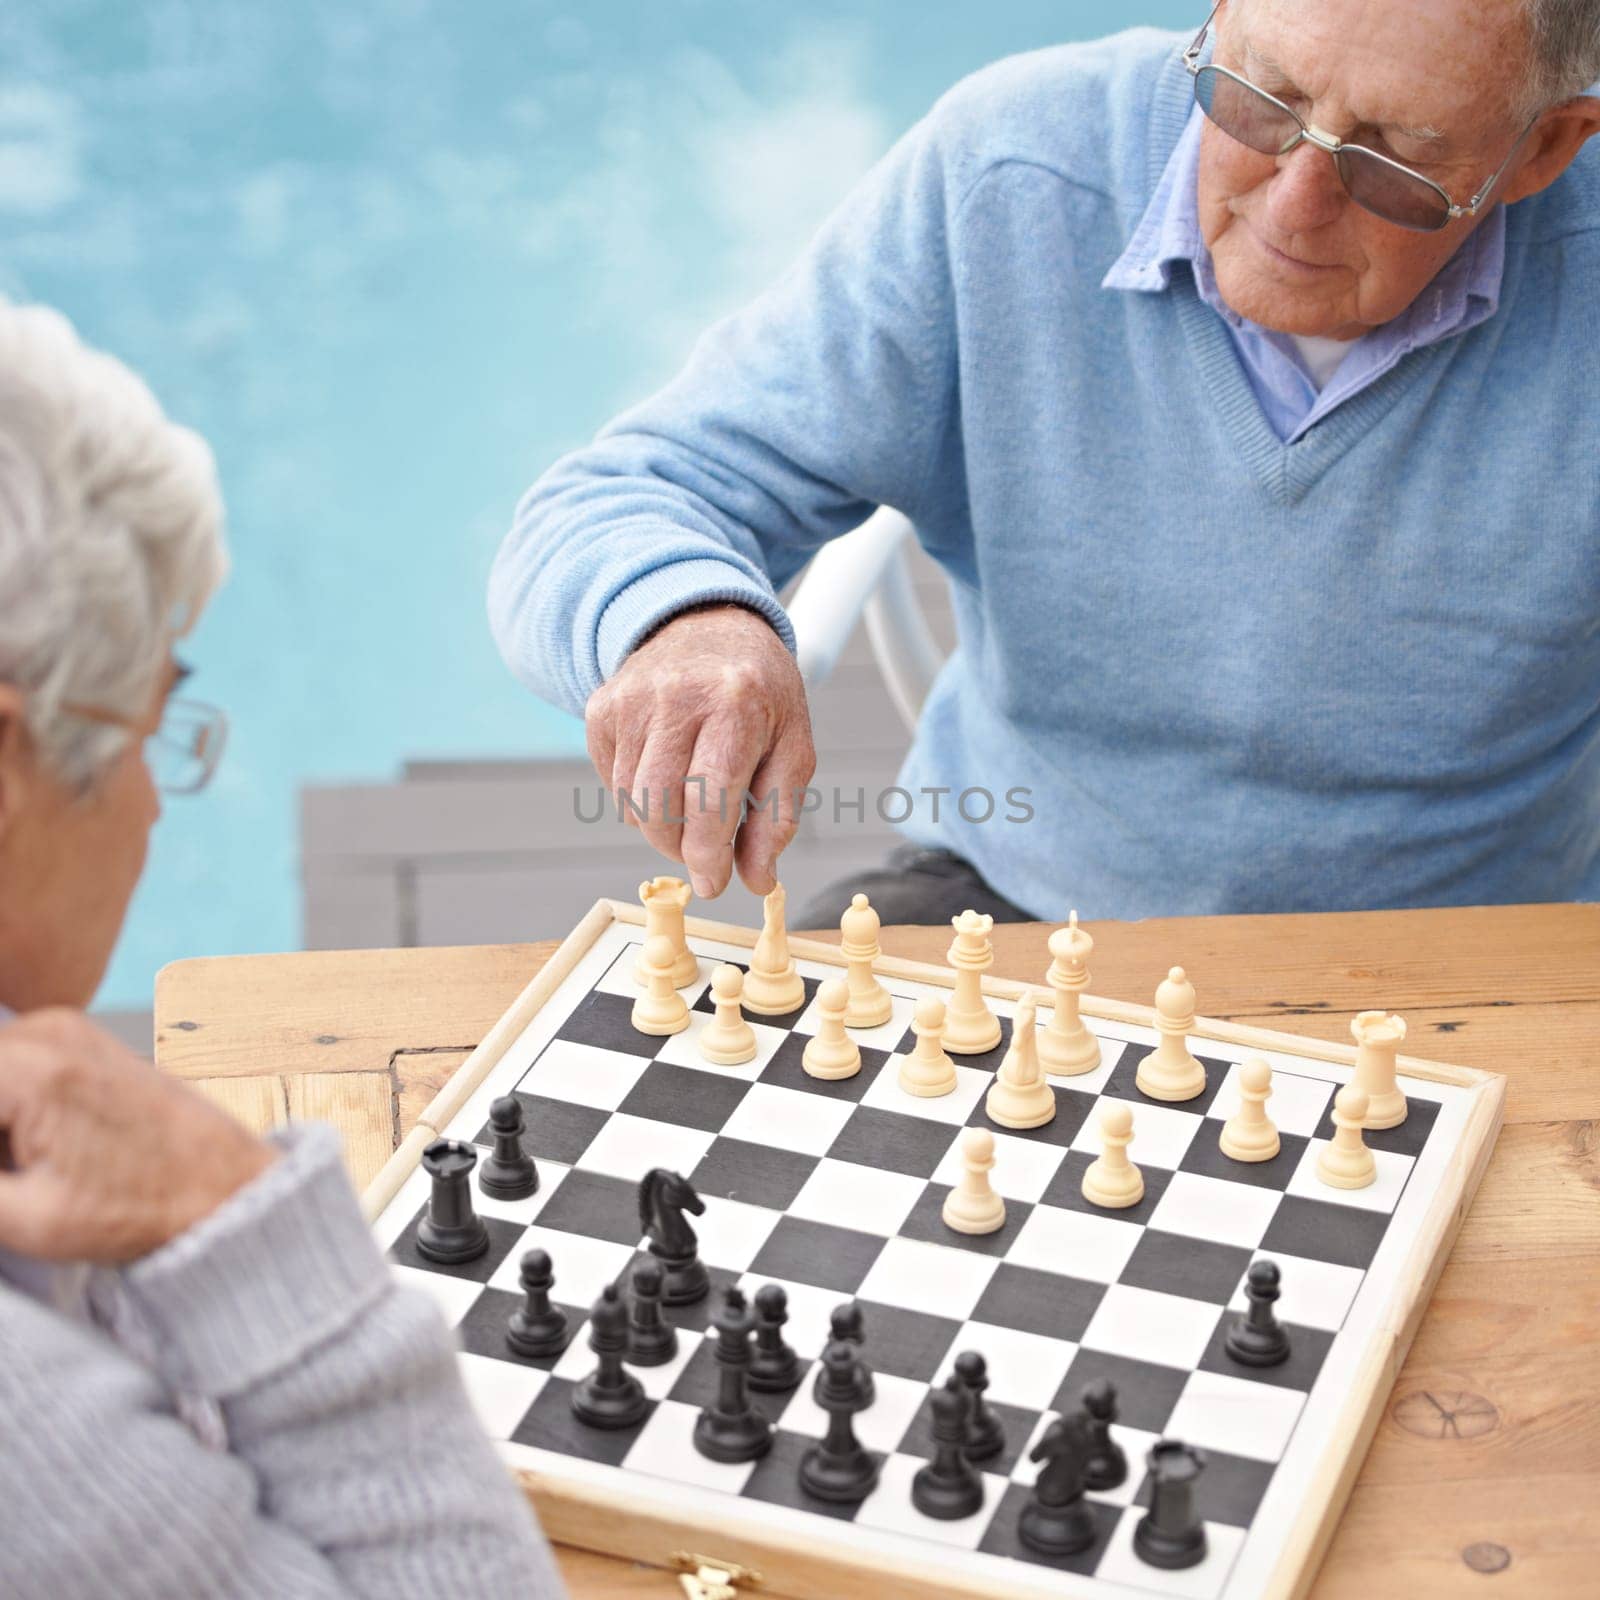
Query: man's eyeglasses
60 662 228 795
1184 1 1533 232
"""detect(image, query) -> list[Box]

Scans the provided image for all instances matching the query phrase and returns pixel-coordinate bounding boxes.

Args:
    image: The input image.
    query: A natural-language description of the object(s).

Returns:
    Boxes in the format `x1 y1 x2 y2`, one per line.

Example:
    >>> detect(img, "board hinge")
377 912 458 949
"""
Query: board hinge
672 1551 762 1599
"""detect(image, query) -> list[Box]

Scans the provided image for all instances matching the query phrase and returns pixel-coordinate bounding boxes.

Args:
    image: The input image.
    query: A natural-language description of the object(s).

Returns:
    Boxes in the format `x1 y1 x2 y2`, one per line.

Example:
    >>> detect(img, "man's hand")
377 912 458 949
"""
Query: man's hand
0 1010 276 1264
585 604 818 898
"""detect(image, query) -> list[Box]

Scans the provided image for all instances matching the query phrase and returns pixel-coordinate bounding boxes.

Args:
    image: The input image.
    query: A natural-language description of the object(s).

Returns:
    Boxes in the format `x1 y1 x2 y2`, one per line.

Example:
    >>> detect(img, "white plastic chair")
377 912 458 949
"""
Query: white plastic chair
787 507 947 734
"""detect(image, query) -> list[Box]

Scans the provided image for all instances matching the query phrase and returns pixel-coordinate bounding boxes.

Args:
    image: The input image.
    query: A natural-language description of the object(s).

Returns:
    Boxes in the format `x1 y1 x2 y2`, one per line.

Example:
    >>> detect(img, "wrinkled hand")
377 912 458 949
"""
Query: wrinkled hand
0 1010 276 1264
585 604 818 898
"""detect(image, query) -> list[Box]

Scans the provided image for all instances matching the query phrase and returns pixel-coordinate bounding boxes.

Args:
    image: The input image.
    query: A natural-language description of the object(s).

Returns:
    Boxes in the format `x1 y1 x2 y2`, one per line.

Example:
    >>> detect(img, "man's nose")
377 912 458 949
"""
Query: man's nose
1264 137 1348 234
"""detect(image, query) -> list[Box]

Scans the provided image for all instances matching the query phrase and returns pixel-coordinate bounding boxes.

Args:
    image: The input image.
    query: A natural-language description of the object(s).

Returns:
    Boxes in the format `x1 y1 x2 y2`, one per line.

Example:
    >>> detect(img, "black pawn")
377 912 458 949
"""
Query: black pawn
479 1096 539 1200
799 1339 880 1503
506 1248 569 1359
626 1260 678 1367
1019 1412 1096 1558
1081 1378 1127 1490
827 1300 874 1407
748 1284 801 1393
911 1384 983 1521
1225 1259 1292 1367
1133 1440 1208 1570
570 1283 648 1430
951 1351 1005 1464
692 1288 772 1464
415 1138 490 1264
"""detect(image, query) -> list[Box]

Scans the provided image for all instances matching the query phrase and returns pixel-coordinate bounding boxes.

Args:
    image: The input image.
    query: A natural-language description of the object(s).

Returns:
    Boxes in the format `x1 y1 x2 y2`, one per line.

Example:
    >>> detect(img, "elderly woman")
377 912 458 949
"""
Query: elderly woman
0 305 564 1598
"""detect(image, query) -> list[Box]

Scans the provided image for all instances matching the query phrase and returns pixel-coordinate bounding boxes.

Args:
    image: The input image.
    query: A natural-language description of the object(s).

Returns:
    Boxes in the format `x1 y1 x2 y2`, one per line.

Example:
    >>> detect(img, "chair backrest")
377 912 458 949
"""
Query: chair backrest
787 508 948 735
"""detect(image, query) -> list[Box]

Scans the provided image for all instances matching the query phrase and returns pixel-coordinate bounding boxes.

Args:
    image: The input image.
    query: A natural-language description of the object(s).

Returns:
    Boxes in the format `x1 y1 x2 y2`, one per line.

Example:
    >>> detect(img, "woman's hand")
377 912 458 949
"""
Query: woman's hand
0 1009 275 1263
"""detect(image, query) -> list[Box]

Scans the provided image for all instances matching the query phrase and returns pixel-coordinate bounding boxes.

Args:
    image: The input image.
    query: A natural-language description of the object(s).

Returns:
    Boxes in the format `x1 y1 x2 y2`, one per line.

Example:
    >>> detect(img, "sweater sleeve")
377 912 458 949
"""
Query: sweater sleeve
0 1124 565 1600
487 102 965 715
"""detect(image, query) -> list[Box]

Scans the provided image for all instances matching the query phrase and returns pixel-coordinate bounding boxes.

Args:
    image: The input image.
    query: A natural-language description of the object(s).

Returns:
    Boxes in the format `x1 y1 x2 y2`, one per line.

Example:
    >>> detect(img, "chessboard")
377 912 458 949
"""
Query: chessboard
365 897 1503 1600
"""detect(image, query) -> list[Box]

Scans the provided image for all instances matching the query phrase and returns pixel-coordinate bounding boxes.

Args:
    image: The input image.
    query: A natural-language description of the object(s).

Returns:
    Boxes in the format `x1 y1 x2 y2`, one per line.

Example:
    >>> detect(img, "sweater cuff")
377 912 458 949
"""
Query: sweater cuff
120 1123 390 1400
595 557 797 683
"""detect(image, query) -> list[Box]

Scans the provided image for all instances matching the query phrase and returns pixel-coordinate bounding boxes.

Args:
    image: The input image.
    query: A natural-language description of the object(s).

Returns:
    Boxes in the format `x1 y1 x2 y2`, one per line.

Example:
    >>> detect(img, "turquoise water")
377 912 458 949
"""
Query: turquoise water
1 2 1186 1008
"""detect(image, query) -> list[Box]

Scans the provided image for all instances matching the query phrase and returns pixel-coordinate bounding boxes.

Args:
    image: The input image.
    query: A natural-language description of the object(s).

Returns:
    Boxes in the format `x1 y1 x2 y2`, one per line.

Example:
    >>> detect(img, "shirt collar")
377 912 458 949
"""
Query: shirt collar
1103 101 1507 332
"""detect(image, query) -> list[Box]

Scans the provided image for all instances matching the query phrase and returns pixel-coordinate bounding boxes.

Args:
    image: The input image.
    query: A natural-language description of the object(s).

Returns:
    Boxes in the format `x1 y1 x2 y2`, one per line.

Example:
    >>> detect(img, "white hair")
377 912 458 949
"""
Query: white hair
0 301 227 788
1522 0 1600 115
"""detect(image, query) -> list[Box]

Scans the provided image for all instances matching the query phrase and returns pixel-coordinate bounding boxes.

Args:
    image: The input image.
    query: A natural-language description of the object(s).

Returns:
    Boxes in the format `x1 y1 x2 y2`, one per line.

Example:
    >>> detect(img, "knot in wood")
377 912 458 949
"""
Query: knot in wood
1391 1389 1499 1440
1461 1542 1511 1575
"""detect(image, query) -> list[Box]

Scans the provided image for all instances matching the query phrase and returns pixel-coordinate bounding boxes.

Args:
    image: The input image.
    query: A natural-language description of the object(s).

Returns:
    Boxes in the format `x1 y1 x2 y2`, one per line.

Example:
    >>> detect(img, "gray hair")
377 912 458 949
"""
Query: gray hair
0 302 227 788
1522 0 1600 117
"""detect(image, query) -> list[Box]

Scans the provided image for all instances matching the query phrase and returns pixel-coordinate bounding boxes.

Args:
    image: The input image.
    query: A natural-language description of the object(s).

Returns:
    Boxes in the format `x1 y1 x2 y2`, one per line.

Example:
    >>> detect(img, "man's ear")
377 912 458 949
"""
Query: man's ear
0 686 34 846
1500 97 1600 205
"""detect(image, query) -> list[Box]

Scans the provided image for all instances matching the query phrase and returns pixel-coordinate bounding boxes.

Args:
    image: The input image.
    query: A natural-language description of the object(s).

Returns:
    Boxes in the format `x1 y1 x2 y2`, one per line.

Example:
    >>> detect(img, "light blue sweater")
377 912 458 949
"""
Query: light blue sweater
490 28 1600 919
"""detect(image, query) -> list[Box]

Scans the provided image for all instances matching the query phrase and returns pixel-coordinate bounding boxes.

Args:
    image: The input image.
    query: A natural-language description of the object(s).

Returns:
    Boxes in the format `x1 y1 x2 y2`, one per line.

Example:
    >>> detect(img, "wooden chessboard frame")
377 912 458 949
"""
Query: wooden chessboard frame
361 898 1505 1600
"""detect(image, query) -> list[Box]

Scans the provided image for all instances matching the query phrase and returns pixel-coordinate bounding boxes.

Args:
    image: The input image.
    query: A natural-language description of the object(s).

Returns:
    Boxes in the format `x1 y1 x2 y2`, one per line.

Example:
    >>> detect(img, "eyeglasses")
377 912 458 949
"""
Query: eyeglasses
1183 1 1533 232
59 662 228 795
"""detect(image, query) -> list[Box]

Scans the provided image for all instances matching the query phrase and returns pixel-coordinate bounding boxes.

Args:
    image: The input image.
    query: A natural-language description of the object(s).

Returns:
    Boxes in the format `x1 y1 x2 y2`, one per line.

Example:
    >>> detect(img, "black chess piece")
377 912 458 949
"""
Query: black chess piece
1081 1378 1127 1490
1133 1439 1208 1570
911 1383 983 1521
571 1283 648 1429
479 1095 539 1200
1019 1412 1097 1557
692 1288 773 1463
1225 1259 1292 1367
638 1168 709 1305
416 1138 490 1264
748 1284 801 1393
951 1351 1005 1464
799 1339 880 1503
625 1260 678 1367
825 1300 873 1407
506 1248 570 1359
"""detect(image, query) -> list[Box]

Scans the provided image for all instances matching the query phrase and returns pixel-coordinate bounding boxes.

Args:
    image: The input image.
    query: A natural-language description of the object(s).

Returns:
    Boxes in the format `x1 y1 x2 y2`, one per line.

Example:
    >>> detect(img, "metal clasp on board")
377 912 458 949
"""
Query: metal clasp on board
672 1551 762 1599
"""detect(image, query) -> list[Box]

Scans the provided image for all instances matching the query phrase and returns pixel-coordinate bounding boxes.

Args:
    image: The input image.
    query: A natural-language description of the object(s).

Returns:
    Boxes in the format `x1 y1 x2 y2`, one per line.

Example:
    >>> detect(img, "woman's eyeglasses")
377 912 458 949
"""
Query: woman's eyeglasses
59 661 228 795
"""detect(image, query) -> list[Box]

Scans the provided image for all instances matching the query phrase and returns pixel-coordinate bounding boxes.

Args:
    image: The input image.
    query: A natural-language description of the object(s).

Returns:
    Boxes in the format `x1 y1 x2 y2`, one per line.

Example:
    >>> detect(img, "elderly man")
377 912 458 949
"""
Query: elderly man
491 0 1600 929
0 304 563 1598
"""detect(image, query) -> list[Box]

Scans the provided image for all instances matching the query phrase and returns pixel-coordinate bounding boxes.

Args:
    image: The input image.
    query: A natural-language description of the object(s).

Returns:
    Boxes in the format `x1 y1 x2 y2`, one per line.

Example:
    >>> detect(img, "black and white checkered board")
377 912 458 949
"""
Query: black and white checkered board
374 919 1474 1600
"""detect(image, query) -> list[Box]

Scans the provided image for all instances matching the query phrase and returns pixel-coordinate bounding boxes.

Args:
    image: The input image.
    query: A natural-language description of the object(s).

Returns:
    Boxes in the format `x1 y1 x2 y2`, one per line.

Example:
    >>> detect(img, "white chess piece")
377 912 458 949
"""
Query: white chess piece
1219 1058 1280 1162
899 997 957 1097
1082 1100 1144 1209
1135 966 1207 1102
942 1127 1006 1235
634 876 697 989
698 965 758 1065
943 909 1002 1053
984 994 1056 1129
839 893 893 1028
1038 911 1101 1076
743 883 805 1015
1317 1084 1377 1189
1351 1010 1408 1129
631 934 690 1035
802 979 861 1080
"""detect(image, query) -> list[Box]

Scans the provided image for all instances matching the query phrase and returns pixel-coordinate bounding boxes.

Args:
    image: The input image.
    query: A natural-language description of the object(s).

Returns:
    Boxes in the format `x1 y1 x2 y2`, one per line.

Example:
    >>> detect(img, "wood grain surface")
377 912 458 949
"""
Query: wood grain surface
154 901 1600 1599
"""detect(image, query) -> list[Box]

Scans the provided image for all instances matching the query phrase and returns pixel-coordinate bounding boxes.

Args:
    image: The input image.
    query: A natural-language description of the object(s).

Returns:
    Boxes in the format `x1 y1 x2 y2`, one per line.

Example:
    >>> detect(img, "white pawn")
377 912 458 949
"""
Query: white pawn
634 877 697 989
1219 1058 1280 1162
944 909 1002 1054
899 997 957 1097
1038 911 1101 1076
1351 1010 1409 1129
983 994 1056 1129
840 893 893 1029
743 883 805 1015
1317 1085 1377 1189
631 934 690 1036
1136 966 1207 1102
699 965 757 1066
1082 1100 1144 1209
942 1127 1006 1235
802 979 861 1080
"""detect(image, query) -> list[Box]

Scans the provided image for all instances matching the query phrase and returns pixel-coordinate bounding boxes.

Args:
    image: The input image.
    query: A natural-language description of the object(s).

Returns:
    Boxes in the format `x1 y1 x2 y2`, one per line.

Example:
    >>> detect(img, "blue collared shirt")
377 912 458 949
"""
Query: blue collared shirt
1103 103 1507 443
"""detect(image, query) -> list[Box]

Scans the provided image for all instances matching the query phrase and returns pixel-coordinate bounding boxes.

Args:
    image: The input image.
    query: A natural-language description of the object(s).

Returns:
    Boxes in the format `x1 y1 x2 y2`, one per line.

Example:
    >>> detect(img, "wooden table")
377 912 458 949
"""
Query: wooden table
155 903 1600 1599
